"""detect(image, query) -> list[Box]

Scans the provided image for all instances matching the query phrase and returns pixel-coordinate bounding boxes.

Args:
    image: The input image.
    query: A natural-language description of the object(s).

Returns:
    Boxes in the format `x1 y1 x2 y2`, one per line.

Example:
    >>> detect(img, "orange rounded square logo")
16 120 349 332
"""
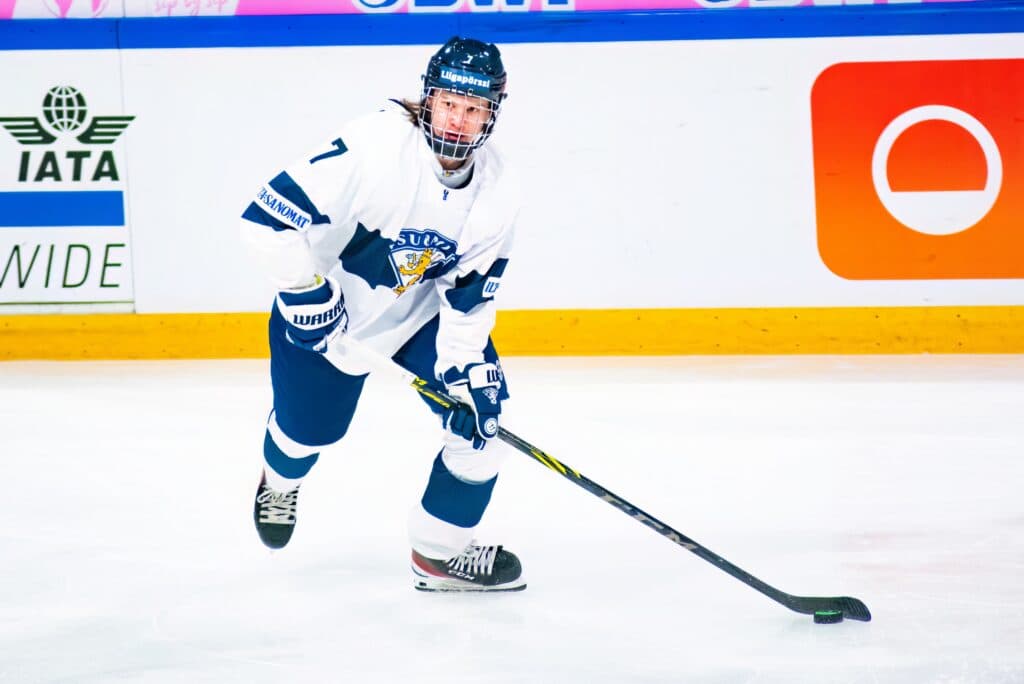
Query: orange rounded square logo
811 59 1024 279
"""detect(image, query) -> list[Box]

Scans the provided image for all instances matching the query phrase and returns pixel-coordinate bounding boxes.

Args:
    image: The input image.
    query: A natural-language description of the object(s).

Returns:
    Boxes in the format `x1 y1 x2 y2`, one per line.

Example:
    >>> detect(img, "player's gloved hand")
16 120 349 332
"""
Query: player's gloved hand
441 362 503 451
276 274 348 353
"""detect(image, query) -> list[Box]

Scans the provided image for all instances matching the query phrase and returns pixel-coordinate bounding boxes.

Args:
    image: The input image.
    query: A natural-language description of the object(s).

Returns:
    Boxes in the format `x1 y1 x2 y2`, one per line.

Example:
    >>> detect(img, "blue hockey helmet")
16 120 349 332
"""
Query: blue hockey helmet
420 36 508 161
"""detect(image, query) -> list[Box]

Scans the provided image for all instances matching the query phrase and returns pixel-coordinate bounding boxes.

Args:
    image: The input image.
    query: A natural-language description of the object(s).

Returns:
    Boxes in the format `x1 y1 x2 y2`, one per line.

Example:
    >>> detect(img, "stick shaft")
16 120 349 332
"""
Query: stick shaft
329 341 871 621
412 380 800 606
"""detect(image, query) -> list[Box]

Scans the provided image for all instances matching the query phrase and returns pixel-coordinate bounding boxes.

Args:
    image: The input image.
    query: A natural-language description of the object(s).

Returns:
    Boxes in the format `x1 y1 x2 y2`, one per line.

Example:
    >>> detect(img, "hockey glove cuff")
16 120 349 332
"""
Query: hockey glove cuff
442 362 503 451
276 274 348 353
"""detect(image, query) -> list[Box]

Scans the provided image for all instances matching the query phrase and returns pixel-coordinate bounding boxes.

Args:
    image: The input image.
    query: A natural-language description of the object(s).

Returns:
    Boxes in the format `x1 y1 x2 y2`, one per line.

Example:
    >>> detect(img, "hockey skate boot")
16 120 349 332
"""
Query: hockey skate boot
253 473 300 549
412 543 526 592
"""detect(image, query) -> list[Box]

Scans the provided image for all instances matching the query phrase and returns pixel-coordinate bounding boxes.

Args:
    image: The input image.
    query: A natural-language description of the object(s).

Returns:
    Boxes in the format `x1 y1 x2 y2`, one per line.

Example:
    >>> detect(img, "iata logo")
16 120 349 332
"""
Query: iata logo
811 59 1023 280
0 85 134 183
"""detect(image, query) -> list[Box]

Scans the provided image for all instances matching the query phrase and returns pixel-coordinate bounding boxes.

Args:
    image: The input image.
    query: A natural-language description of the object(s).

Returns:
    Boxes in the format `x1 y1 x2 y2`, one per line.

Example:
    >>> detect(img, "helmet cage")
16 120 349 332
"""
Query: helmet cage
418 81 503 161
419 38 507 161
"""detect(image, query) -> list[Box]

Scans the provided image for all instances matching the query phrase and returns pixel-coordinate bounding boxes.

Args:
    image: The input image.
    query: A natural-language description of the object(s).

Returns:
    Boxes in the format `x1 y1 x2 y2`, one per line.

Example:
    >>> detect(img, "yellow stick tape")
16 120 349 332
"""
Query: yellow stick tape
2 306 1024 360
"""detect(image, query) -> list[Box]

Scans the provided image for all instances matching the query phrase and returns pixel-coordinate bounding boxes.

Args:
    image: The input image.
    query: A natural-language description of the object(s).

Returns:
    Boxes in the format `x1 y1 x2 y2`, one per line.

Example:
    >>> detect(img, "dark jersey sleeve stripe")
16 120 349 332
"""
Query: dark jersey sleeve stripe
268 171 330 225
242 201 297 232
444 258 509 314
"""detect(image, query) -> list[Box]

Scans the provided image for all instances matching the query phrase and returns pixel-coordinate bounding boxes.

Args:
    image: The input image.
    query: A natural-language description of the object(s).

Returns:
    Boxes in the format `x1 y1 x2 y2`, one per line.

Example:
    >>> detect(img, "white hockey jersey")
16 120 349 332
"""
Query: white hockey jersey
240 101 520 378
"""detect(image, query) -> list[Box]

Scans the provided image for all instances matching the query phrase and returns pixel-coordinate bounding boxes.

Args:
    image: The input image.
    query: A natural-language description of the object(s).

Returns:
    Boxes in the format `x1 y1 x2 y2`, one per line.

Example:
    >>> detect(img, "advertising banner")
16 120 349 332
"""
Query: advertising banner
1 1 122 18
0 0 972 19
0 61 135 312
812 58 1024 280
0 9 1021 317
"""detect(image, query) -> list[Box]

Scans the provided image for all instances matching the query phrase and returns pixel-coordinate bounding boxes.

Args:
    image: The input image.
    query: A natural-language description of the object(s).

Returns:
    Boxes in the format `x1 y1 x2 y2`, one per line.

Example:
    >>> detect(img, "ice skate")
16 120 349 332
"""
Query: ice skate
412 543 526 592
253 472 300 550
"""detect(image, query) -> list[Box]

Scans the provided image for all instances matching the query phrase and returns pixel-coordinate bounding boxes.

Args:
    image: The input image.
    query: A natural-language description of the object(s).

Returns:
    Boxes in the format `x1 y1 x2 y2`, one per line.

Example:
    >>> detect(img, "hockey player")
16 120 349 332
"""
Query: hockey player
240 37 524 592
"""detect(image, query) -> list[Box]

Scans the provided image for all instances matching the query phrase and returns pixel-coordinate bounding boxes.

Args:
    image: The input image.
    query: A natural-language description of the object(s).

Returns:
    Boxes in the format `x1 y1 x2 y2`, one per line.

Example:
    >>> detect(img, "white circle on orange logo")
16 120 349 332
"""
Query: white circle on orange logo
872 105 1002 236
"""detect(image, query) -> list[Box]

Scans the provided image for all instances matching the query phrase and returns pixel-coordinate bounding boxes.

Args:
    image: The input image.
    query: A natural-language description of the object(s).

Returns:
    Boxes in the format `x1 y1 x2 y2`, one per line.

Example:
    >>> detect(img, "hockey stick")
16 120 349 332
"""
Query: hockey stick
328 341 871 622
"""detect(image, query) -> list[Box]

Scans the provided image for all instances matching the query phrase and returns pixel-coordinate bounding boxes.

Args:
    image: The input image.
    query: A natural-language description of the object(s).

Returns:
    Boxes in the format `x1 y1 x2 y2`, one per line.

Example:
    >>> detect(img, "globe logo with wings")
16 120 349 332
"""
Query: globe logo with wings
0 86 134 145
42 86 88 132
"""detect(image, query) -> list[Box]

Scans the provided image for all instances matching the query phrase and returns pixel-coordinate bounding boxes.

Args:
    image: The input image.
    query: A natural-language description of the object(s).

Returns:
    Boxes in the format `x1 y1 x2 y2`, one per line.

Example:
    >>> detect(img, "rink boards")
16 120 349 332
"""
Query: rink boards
1 5 1023 357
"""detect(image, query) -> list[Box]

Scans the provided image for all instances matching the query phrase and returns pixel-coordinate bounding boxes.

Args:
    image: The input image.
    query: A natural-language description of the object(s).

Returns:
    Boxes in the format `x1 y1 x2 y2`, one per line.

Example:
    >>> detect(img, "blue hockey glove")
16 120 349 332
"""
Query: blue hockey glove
275 274 348 353
441 362 503 451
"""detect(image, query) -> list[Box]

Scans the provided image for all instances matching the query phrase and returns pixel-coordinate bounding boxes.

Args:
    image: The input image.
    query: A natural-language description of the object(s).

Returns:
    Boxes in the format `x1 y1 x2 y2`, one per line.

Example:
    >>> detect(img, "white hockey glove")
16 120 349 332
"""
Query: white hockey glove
275 274 348 353
441 362 503 451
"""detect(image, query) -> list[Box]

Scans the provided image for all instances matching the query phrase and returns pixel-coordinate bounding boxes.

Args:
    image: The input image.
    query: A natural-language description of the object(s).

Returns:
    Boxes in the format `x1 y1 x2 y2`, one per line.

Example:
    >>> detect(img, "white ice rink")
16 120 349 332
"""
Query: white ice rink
2 355 1023 683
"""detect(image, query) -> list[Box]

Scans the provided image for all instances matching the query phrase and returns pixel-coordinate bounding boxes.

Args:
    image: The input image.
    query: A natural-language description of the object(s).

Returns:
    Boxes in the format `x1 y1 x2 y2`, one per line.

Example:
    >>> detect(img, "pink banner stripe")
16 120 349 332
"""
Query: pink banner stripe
235 0 968 15
578 0 969 7
578 0 716 7
235 0 369 14
234 0 718 14
0 0 975 18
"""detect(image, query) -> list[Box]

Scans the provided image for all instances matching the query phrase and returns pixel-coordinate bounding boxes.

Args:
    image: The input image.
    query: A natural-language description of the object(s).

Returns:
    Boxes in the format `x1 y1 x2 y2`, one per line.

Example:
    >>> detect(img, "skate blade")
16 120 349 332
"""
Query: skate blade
411 563 526 593
414 580 527 593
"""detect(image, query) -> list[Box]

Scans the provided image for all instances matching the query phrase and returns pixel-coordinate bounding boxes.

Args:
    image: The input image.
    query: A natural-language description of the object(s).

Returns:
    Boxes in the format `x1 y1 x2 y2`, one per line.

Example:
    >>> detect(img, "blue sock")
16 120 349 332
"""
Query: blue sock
263 429 319 480
420 451 497 528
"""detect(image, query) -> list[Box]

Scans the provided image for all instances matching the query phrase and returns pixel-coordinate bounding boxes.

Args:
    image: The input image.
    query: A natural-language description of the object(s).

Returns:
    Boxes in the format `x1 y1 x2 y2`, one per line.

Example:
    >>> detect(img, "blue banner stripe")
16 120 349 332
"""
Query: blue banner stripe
0 191 124 227
0 17 118 49
0 3 1021 50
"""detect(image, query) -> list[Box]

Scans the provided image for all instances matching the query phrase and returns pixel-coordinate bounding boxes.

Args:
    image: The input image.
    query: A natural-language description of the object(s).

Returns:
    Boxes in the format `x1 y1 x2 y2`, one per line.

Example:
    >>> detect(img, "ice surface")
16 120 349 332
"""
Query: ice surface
1 355 1022 683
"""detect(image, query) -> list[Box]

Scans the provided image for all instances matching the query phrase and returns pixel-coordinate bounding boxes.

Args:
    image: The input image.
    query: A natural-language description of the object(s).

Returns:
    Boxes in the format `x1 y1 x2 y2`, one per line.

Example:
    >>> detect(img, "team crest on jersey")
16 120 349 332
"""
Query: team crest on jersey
389 229 458 295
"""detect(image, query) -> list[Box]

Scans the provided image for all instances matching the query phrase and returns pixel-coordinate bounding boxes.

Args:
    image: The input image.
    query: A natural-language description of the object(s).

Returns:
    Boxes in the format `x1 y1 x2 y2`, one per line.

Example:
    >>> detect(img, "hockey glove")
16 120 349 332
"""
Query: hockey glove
442 362 503 451
276 274 348 353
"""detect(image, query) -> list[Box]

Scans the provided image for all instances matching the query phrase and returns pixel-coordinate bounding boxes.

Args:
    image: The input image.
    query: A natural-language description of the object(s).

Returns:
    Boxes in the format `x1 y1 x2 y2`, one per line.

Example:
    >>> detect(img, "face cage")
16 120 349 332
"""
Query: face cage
419 87 502 161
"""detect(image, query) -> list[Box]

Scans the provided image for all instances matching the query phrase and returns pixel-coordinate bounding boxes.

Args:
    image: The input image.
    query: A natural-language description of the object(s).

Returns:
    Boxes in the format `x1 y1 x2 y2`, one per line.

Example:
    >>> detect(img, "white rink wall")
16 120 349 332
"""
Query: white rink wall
0 10 1022 315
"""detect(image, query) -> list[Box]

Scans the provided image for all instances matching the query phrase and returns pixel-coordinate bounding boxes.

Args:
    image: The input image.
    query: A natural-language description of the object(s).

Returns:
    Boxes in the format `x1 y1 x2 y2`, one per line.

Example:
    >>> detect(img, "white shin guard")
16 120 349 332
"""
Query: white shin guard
439 429 507 483
408 503 476 561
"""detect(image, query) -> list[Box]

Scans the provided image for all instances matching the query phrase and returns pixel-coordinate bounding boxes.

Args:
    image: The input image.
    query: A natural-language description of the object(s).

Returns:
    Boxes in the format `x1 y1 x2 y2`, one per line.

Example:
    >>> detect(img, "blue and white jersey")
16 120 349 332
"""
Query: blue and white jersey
240 101 520 378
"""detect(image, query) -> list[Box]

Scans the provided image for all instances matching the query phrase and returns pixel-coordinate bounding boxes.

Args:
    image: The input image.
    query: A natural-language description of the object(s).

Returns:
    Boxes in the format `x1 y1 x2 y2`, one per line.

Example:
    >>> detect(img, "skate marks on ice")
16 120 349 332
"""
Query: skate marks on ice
0 356 1023 682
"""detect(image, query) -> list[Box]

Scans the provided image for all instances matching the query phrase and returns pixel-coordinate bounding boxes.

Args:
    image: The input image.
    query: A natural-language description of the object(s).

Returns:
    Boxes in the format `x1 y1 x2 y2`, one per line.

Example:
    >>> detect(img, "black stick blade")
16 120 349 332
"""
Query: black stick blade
789 595 872 622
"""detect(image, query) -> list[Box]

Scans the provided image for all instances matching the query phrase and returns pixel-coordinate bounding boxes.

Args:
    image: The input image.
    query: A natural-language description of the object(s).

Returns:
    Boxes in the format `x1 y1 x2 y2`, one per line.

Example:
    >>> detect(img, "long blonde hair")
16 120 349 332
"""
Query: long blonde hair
399 98 422 127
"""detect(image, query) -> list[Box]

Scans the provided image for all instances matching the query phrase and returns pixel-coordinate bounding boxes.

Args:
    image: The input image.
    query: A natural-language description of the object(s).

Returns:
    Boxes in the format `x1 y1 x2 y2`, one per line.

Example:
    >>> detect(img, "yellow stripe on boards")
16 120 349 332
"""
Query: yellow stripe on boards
492 306 1024 355
2 306 1024 360
0 312 269 360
